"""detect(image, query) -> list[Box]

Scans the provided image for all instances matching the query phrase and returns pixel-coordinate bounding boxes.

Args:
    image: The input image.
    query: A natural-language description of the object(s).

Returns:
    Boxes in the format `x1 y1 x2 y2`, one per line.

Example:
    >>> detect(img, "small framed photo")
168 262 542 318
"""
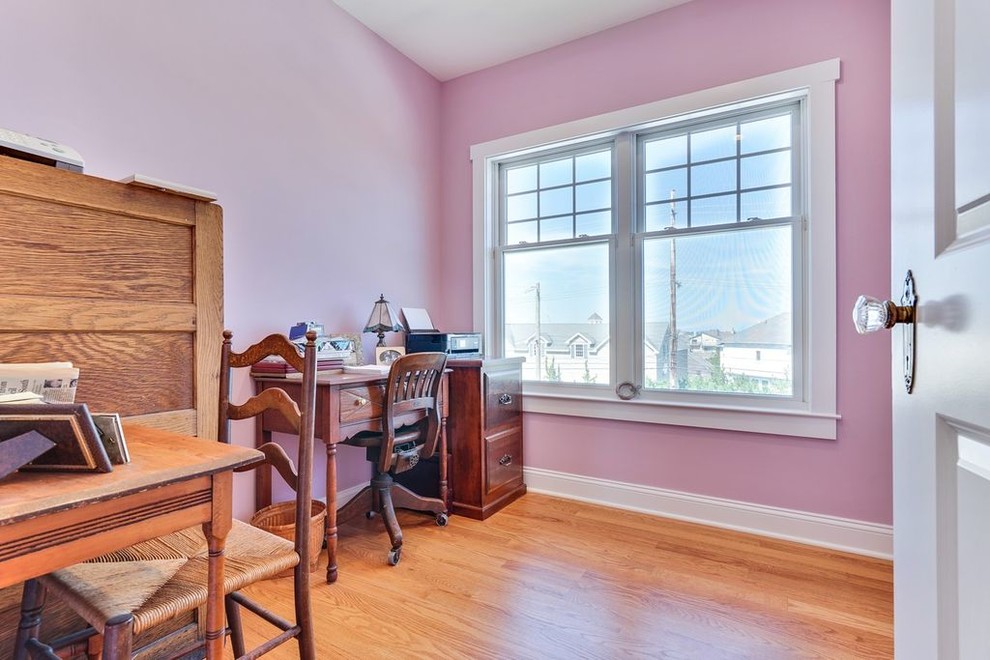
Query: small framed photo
0 403 112 473
375 346 406 366
92 412 130 465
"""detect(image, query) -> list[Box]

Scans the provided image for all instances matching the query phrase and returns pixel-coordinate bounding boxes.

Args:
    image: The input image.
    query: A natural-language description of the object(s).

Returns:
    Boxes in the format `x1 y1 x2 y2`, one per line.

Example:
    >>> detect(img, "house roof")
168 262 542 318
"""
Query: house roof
505 322 671 354
723 313 791 347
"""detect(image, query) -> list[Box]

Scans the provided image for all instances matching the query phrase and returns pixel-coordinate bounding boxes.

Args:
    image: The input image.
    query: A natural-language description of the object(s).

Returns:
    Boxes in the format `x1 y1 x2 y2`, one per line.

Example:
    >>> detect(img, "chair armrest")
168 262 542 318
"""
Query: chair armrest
234 441 299 493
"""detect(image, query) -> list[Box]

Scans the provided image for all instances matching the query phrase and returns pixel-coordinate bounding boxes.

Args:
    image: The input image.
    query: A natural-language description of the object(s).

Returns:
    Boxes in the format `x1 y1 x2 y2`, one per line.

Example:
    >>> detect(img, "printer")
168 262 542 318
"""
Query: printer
406 332 483 359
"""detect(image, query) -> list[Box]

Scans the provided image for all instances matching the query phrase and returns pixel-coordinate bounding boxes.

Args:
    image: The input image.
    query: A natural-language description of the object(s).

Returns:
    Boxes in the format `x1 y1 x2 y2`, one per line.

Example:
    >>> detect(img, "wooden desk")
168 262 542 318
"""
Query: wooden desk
0 425 261 659
254 371 448 583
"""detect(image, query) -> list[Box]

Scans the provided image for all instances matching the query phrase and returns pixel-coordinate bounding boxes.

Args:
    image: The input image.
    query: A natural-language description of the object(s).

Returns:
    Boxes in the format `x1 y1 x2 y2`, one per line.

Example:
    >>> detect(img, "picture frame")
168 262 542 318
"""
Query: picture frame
375 346 406 366
92 412 130 464
0 403 113 473
328 332 364 366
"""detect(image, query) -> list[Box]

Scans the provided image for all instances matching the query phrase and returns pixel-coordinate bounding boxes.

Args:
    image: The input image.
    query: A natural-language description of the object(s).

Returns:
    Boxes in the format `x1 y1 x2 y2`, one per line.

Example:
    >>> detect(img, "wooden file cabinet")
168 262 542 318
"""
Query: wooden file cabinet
448 358 526 519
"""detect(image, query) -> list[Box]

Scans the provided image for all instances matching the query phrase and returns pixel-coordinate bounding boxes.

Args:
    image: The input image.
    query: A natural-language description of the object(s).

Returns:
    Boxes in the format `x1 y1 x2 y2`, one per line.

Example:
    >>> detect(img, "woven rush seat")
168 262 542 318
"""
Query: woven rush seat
39 522 297 636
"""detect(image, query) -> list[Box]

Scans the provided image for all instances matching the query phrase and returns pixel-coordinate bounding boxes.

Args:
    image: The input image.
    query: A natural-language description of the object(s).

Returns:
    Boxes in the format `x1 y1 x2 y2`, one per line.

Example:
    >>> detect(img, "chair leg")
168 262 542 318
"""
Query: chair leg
226 595 245 658
100 614 133 660
372 472 403 557
14 579 46 660
335 485 373 526
294 576 316 660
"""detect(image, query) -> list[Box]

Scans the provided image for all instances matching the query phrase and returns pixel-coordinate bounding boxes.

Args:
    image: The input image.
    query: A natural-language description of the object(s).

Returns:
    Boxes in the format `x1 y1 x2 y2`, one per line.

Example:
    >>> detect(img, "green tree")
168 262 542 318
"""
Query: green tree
544 356 561 382
581 358 597 383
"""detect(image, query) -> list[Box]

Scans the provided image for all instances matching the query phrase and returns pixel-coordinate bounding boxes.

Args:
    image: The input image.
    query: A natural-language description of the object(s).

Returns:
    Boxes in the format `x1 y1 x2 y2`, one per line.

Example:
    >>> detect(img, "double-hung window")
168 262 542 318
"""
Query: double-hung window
471 61 839 439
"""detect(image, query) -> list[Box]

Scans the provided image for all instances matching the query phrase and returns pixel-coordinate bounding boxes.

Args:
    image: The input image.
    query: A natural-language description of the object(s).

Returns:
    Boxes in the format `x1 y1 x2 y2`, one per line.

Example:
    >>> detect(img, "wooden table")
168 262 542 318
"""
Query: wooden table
254 370 448 583
0 425 262 659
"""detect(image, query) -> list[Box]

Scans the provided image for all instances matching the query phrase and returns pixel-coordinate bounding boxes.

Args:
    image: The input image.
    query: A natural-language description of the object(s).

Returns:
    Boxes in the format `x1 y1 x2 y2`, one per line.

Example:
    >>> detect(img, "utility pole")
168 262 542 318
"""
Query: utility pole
527 282 542 380
668 189 678 388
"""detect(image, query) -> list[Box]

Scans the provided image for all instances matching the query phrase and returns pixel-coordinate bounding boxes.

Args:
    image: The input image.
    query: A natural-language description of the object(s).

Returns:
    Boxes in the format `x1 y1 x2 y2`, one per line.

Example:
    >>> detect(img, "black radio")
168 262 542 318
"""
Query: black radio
406 332 483 359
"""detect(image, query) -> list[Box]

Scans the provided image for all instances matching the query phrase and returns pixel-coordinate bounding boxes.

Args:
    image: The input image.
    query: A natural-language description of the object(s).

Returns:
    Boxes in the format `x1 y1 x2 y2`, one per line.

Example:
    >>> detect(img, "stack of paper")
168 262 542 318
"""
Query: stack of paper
0 362 79 403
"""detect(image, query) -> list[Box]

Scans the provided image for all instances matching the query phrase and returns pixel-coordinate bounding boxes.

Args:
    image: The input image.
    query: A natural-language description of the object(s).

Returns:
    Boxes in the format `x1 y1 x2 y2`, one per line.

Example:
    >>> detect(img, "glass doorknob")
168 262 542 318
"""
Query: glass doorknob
852 295 914 334
853 270 918 393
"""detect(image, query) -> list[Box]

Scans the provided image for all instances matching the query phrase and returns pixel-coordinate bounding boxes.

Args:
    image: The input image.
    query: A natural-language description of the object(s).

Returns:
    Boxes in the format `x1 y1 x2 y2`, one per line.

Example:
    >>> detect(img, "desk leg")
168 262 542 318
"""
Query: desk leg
203 471 232 660
255 424 273 512
325 441 338 584
439 418 450 512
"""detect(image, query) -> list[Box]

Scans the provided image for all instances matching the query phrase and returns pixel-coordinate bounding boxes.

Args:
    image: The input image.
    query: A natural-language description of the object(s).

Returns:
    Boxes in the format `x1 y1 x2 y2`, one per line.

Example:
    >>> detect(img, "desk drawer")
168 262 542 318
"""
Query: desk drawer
485 426 522 495
339 385 384 424
483 366 521 431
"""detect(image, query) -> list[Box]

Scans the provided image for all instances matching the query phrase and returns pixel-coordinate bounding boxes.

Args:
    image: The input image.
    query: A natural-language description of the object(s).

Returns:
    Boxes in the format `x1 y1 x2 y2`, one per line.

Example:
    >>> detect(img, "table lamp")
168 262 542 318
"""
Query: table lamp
363 294 405 347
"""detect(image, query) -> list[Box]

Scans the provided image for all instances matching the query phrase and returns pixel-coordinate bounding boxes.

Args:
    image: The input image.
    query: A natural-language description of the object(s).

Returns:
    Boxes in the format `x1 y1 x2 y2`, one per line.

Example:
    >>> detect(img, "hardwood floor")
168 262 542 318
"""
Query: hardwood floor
237 493 893 659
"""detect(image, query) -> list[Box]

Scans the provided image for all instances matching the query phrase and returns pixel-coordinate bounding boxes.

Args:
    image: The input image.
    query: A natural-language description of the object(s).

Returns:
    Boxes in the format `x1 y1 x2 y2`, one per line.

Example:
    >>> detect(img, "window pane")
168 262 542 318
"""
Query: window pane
540 187 573 216
691 160 736 196
690 125 737 162
741 151 791 188
575 180 610 212
690 194 737 226
506 165 537 194
740 188 791 220
644 168 687 203
641 225 792 395
507 193 537 221
540 158 573 188
541 216 574 241
503 243 610 384
506 220 537 244
575 150 611 182
643 201 685 231
576 211 611 236
740 114 791 154
644 135 687 170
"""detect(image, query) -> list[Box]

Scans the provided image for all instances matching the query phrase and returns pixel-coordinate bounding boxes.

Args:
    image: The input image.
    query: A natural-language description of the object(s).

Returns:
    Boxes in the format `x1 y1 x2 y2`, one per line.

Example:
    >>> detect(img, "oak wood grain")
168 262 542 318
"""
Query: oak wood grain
0 196 193 302
239 493 893 659
0 156 224 657
0 155 196 226
0 332 194 415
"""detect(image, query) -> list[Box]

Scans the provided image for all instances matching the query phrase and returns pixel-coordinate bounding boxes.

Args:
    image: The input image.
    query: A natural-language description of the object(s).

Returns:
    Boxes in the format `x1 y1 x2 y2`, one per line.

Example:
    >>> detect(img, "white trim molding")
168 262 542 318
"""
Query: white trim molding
524 466 892 559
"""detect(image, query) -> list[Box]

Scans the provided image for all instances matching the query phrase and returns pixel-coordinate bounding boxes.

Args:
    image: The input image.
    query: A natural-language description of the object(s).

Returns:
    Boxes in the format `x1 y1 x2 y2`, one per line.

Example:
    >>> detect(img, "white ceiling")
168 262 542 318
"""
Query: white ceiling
331 0 692 81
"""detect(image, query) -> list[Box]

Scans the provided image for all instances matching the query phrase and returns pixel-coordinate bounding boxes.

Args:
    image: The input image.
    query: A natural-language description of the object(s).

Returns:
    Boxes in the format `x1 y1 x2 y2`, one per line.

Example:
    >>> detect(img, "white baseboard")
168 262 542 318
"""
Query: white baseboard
523 467 892 559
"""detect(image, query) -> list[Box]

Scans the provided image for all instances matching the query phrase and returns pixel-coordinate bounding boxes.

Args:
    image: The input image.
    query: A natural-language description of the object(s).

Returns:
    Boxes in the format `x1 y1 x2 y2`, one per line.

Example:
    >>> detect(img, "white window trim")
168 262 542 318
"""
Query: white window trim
470 59 840 440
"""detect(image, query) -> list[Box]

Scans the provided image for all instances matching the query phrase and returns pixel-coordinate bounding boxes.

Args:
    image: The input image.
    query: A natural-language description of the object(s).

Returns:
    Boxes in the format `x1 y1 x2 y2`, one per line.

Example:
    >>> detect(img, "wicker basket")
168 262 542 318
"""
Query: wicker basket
250 500 327 577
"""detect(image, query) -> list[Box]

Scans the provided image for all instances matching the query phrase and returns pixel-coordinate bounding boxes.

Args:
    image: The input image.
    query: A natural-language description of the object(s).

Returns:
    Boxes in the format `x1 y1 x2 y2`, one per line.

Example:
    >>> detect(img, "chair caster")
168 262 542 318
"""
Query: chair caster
387 548 401 566
435 512 449 527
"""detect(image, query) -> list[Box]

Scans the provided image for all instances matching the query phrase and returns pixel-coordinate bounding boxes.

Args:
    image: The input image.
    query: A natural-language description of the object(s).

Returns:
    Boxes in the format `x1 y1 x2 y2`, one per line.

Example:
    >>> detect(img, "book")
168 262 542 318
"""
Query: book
251 357 344 377
342 364 390 376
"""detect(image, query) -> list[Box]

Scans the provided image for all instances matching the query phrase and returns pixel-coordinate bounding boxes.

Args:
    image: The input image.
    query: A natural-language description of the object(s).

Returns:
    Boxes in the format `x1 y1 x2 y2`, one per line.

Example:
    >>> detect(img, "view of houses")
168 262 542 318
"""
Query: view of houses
504 312 792 395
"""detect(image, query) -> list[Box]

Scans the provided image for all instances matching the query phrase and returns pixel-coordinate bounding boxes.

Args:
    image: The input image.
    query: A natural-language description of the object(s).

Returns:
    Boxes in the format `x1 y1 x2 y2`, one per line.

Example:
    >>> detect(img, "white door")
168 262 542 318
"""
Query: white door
891 0 990 657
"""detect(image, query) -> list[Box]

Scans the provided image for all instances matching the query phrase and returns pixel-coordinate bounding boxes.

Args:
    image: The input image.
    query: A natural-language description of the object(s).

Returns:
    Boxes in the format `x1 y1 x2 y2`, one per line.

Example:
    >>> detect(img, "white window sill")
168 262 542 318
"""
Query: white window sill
521 388 839 439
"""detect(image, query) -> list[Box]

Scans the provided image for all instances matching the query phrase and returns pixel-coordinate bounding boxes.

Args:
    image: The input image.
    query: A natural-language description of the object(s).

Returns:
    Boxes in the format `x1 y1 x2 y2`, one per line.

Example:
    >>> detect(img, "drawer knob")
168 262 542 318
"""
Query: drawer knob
354 397 368 407
497 393 513 406
498 454 512 466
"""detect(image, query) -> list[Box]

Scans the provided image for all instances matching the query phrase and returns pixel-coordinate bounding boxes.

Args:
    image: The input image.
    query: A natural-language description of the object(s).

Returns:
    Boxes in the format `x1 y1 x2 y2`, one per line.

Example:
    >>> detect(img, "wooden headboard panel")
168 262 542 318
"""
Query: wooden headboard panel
0 156 223 437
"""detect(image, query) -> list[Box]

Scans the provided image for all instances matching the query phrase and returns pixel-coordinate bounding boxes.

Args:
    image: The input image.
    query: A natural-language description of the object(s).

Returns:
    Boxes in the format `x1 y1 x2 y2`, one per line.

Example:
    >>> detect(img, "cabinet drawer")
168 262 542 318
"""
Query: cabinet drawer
484 368 521 431
339 385 384 424
485 427 522 494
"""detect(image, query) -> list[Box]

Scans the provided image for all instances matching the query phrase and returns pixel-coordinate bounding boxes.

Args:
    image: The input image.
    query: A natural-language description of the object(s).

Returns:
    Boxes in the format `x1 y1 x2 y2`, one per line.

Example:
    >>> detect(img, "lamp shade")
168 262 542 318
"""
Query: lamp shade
363 294 404 346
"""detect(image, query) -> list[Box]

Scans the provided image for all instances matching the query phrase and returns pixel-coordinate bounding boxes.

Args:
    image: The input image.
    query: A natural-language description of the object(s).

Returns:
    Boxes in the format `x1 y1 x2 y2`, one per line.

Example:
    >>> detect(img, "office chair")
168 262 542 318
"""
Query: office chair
336 352 448 566
15 330 319 660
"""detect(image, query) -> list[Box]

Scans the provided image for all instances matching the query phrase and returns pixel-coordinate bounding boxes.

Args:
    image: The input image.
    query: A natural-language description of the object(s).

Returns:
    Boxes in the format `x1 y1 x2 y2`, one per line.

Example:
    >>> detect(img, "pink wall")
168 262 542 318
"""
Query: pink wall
437 0 893 523
1 0 441 519
2 0 892 525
